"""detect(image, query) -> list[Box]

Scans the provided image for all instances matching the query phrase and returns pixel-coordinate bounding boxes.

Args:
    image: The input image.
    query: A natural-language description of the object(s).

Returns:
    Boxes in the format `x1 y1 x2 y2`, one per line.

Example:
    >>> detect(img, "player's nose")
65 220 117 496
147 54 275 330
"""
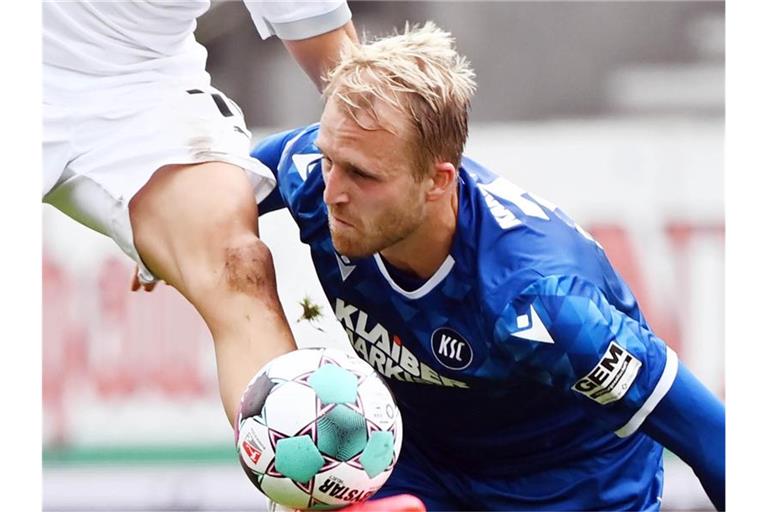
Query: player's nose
322 164 349 206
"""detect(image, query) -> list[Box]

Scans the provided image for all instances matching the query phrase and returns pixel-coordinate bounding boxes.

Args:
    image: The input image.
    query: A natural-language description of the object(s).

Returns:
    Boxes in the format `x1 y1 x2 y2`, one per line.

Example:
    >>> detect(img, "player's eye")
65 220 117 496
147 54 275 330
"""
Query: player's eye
321 157 332 173
350 166 373 181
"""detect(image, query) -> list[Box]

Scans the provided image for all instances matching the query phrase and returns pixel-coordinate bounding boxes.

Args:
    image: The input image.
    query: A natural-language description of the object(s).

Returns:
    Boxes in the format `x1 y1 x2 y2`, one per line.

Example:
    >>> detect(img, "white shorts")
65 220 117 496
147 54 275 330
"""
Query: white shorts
43 84 276 283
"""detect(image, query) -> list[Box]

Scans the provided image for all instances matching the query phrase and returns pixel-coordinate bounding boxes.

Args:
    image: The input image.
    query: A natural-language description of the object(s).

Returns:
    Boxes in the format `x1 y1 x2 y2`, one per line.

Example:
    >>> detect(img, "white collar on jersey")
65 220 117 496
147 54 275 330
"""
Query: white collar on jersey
373 253 455 300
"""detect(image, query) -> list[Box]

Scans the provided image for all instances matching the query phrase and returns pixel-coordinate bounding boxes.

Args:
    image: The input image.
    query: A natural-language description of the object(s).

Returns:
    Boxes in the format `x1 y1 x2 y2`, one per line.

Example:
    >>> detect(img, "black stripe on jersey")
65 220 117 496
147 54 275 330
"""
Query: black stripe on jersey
211 93 234 117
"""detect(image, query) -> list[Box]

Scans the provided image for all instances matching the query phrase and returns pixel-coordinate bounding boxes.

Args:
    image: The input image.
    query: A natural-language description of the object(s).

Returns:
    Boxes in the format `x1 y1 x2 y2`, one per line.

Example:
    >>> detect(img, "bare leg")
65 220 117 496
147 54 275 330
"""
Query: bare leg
129 161 296 426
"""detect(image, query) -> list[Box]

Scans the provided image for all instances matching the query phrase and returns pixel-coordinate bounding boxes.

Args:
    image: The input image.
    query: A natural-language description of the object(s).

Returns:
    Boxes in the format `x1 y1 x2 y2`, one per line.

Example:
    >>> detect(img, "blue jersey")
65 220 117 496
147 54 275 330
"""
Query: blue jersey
253 124 724 511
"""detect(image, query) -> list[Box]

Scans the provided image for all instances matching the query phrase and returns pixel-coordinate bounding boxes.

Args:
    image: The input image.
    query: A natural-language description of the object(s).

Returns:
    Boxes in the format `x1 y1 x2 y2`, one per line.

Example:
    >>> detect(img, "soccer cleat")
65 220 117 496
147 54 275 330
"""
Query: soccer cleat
341 494 426 512
266 494 426 512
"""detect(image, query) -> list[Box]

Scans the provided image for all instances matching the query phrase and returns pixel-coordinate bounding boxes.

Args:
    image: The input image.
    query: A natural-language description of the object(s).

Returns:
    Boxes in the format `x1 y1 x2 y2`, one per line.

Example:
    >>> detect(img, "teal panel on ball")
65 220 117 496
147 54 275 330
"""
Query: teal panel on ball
274 435 324 484
309 364 358 404
316 405 368 461
360 431 394 478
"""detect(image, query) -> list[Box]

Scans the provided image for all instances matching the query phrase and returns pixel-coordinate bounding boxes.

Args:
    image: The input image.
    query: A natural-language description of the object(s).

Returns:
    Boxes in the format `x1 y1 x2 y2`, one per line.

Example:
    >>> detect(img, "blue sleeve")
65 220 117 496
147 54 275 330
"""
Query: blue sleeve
495 274 724 510
641 363 725 510
250 128 304 215
496 274 672 429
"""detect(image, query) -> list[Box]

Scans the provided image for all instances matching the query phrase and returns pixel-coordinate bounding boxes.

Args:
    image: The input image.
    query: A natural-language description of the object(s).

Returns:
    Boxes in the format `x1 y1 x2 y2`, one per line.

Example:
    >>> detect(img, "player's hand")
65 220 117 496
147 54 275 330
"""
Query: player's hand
129 265 157 292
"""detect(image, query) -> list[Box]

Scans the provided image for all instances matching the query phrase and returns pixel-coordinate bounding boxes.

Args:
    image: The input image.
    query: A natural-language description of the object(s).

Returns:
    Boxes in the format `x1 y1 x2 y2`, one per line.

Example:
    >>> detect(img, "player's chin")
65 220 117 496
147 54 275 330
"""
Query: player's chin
330 232 372 260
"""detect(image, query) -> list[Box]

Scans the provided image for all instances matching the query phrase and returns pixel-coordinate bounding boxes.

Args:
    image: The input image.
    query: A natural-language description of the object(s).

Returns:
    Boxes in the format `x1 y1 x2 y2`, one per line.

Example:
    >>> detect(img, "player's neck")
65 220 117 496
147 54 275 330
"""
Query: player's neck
380 189 459 280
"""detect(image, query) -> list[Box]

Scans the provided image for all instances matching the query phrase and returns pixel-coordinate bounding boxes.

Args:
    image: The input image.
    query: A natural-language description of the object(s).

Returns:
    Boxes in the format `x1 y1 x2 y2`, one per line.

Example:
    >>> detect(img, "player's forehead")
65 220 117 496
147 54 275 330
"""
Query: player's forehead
317 97 415 160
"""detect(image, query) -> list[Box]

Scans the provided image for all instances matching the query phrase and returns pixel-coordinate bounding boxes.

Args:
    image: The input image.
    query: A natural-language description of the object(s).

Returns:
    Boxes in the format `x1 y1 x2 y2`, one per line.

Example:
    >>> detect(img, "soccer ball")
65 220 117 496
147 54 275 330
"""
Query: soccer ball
236 347 403 510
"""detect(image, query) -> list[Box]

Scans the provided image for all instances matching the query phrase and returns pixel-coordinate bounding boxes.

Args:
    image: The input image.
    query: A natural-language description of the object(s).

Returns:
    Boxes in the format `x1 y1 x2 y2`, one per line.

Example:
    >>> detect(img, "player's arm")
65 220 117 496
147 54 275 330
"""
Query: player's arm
640 358 725 511
500 275 725 510
243 1 358 90
282 20 358 91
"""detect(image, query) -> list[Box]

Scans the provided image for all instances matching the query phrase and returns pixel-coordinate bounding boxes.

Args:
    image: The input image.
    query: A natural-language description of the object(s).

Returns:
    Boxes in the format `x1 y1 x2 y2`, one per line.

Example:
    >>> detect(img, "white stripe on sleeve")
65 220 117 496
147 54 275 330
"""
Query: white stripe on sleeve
614 346 679 438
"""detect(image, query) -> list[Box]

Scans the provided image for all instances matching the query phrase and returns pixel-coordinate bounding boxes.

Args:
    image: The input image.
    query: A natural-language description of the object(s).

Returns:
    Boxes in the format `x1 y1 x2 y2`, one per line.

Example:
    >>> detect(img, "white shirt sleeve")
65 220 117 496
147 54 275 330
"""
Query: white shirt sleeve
243 1 351 41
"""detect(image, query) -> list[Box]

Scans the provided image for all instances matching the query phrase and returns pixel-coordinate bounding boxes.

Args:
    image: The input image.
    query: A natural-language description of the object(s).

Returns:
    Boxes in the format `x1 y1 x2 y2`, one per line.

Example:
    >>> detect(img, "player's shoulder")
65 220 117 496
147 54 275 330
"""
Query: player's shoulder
459 156 600 283
286 122 321 150
266 123 320 158
455 156 620 335
274 124 324 185
255 123 329 237
252 124 320 172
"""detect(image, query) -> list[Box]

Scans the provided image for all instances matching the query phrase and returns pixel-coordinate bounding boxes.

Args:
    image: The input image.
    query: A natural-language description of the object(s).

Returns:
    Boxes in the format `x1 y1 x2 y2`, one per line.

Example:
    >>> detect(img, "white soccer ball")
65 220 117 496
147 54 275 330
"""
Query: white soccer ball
236 347 403 510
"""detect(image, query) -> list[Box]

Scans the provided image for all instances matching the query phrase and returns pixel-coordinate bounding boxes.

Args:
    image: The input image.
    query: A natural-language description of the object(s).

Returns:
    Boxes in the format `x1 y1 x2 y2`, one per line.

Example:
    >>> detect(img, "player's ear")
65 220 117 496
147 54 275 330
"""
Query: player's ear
425 161 457 201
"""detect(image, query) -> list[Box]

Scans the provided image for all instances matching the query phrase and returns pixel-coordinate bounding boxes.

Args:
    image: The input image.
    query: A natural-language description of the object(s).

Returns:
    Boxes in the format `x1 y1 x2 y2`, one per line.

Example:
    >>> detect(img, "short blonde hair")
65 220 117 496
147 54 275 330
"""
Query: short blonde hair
323 22 477 178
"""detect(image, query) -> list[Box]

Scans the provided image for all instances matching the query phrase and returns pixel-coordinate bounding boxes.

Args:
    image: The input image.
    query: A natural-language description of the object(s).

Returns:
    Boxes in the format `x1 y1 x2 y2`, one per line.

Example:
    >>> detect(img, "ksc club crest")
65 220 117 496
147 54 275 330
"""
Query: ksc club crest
431 327 473 370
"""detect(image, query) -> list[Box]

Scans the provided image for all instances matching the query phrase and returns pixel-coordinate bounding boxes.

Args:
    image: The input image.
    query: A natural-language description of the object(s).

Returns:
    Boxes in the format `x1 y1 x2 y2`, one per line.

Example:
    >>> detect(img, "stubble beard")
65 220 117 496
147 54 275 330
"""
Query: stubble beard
329 202 424 259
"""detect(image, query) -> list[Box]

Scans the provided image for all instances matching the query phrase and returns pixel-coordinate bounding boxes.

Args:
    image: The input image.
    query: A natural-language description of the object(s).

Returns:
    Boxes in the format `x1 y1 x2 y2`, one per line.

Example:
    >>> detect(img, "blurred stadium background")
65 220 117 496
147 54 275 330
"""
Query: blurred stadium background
42 2 724 511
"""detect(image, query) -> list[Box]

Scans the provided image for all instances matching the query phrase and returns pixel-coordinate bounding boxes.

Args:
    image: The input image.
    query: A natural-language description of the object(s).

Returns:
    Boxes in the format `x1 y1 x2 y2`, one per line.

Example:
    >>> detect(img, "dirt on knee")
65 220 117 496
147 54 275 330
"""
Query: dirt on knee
224 238 279 298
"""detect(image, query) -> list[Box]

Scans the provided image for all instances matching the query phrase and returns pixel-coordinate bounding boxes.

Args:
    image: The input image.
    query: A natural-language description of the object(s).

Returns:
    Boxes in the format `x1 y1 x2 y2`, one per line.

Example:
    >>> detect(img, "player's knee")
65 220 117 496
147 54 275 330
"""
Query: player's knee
129 162 263 286
130 162 257 243
178 234 281 312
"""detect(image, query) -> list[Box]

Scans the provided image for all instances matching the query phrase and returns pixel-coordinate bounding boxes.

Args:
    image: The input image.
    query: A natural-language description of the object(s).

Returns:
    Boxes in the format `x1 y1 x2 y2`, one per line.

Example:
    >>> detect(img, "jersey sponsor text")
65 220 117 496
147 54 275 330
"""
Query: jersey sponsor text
335 299 469 388
572 341 642 404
